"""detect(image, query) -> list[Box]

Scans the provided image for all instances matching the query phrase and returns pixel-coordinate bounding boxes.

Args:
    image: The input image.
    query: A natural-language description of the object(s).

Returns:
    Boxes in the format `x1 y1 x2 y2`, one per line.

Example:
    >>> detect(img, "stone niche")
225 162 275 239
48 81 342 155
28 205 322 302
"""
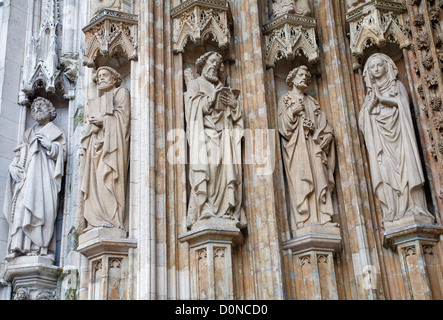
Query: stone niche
346 0 410 70
263 13 319 68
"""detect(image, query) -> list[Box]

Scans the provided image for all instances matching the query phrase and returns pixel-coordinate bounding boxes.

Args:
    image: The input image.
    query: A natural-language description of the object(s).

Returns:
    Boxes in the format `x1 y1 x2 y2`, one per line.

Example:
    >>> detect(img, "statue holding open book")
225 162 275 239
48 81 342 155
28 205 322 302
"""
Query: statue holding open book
184 51 247 230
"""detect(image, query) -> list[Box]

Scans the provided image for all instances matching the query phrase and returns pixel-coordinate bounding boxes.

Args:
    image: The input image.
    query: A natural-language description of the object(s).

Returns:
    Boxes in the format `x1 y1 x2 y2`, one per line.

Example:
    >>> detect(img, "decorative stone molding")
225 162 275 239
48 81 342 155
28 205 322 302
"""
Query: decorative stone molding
263 13 319 68
18 0 76 105
346 0 410 69
282 225 342 300
82 9 138 68
171 0 232 54
3 256 62 301
179 226 243 300
76 228 137 300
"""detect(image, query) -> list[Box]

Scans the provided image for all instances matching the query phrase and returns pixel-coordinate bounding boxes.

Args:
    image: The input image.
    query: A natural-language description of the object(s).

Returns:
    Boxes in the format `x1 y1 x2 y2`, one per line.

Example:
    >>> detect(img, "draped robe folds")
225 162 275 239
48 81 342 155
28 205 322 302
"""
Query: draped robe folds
184 77 246 229
3 123 66 256
278 92 335 228
359 80 432 222
76 87 131 232
273 0 311 17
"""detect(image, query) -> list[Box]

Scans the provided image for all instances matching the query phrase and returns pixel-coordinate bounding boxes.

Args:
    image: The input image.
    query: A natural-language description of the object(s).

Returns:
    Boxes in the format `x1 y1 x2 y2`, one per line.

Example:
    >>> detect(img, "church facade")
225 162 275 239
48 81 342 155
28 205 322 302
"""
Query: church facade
0 0 443 300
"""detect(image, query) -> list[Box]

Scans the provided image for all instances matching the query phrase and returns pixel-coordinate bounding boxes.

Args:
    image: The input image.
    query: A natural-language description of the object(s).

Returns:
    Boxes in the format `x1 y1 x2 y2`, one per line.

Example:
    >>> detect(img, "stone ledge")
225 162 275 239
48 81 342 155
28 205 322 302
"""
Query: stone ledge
283 225 342 255
77 228 137 260
179 225 244 247
383 222 443 249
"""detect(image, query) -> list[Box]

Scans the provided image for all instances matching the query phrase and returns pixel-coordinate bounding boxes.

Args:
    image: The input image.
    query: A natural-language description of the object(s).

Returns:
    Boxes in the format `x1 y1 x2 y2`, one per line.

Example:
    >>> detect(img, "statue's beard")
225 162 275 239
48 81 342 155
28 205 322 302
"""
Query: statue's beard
32 111 50 123
98 82 115 92
293 80 309 91
203 69 219 84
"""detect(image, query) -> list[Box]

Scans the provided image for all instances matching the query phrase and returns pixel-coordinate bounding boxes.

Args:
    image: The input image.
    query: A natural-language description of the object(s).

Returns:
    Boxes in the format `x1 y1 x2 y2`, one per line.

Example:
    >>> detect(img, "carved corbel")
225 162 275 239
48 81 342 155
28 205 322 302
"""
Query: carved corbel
82 9 138 68
346 0 410 70
263 14 319 68
171 0 233 54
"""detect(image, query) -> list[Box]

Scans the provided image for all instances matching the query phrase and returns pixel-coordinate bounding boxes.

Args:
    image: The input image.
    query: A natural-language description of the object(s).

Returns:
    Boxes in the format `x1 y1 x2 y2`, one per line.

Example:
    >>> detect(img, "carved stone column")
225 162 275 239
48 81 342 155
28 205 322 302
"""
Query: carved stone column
283 225 342 300
3 256 62 300
179 227 243 300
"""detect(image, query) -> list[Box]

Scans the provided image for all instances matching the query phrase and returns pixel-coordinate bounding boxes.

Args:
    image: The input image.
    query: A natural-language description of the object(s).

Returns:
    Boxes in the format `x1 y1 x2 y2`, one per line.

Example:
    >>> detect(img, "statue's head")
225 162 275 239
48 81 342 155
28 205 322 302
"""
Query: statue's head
196 51 225 84
286 65 311 91
31 97 57 124
60 52 79 82
94 66 123 92
363 53 398 89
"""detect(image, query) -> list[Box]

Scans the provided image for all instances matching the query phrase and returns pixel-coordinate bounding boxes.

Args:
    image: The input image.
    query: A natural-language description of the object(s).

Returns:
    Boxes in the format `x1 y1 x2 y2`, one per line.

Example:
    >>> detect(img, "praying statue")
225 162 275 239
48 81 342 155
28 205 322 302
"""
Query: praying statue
278 65 337 231
359 53 433 223
3 97 66 260
75 66 130 234
184 51 247 230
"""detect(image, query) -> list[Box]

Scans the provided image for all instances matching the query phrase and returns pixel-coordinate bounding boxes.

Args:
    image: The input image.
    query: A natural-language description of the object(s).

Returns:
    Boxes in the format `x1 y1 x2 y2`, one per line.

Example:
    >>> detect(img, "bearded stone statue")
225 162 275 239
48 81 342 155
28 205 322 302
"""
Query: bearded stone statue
278 65 337 231
3 97 66 261
184 51 247 230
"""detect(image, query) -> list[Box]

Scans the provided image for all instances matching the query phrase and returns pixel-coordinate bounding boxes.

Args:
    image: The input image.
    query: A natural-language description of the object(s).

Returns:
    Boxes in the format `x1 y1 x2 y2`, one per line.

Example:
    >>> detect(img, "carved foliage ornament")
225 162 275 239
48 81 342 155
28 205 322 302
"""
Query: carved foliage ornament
171 0 232 53
83 9 138 68
263 14 319 68
346 0 410 69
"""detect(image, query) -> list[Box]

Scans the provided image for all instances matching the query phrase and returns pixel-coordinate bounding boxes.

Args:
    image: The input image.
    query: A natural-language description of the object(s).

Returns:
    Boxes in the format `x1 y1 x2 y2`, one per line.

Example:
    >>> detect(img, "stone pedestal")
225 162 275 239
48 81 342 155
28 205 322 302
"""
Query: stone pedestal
283 225 341 300
77 228 137 300
3 256 62 300
179 225 244 300
383 215 443 300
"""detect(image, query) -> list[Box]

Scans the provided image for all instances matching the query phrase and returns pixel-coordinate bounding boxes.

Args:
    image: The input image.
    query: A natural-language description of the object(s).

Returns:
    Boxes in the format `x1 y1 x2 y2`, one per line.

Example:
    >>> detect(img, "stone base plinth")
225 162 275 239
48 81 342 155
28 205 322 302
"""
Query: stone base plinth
285 225 342 255
77 227 136 260
4 256 62 300
77 228 137 300
382 216 443 300
179 225 244 300
283 225 342 300
383 215 443 249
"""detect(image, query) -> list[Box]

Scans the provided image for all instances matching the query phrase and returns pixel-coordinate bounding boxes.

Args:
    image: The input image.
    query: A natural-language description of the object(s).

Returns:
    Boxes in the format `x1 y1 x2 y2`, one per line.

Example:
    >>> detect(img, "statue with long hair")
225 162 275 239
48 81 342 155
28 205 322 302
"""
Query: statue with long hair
359 53 433 223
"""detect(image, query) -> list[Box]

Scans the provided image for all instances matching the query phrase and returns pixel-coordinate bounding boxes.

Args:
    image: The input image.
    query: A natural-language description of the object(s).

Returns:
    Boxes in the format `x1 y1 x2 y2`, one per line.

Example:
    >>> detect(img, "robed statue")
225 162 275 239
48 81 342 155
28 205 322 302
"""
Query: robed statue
184 51 247 230
75 66 130 234
3 97 66 260
359 53 433 223
278 65 337 230
272 0 312 17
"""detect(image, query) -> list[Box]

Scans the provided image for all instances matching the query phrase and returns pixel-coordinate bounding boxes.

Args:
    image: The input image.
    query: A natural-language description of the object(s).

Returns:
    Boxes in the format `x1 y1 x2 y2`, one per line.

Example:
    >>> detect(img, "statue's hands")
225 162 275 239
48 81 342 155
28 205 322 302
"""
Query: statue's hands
35 133 53 150
219 90 238 109
291 104 305 117
89 114 105 126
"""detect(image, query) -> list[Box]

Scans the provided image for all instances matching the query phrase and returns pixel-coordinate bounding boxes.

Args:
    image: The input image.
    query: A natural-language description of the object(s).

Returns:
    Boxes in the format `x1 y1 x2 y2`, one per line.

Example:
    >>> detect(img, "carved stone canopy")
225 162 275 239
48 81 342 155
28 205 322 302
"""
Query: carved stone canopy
83 9 138 69
171 0 233 54
346 0 410 70
263 13 319 68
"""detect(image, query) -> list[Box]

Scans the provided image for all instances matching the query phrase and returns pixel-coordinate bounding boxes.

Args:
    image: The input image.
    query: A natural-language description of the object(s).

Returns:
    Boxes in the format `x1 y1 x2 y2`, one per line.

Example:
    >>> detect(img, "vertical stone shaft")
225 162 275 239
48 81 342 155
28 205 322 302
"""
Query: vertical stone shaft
316 0 383 299
230 0 285 299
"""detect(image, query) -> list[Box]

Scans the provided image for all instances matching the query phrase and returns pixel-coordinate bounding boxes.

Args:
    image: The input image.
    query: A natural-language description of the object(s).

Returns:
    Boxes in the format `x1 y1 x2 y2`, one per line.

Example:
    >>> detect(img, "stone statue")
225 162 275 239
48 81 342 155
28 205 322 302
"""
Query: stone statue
184 51 247 230
75 66 130 234
60 52 79 83
272 0 312 18
3 97 66 260
91 0 123 16
278 65 336 230
359 53 433 223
